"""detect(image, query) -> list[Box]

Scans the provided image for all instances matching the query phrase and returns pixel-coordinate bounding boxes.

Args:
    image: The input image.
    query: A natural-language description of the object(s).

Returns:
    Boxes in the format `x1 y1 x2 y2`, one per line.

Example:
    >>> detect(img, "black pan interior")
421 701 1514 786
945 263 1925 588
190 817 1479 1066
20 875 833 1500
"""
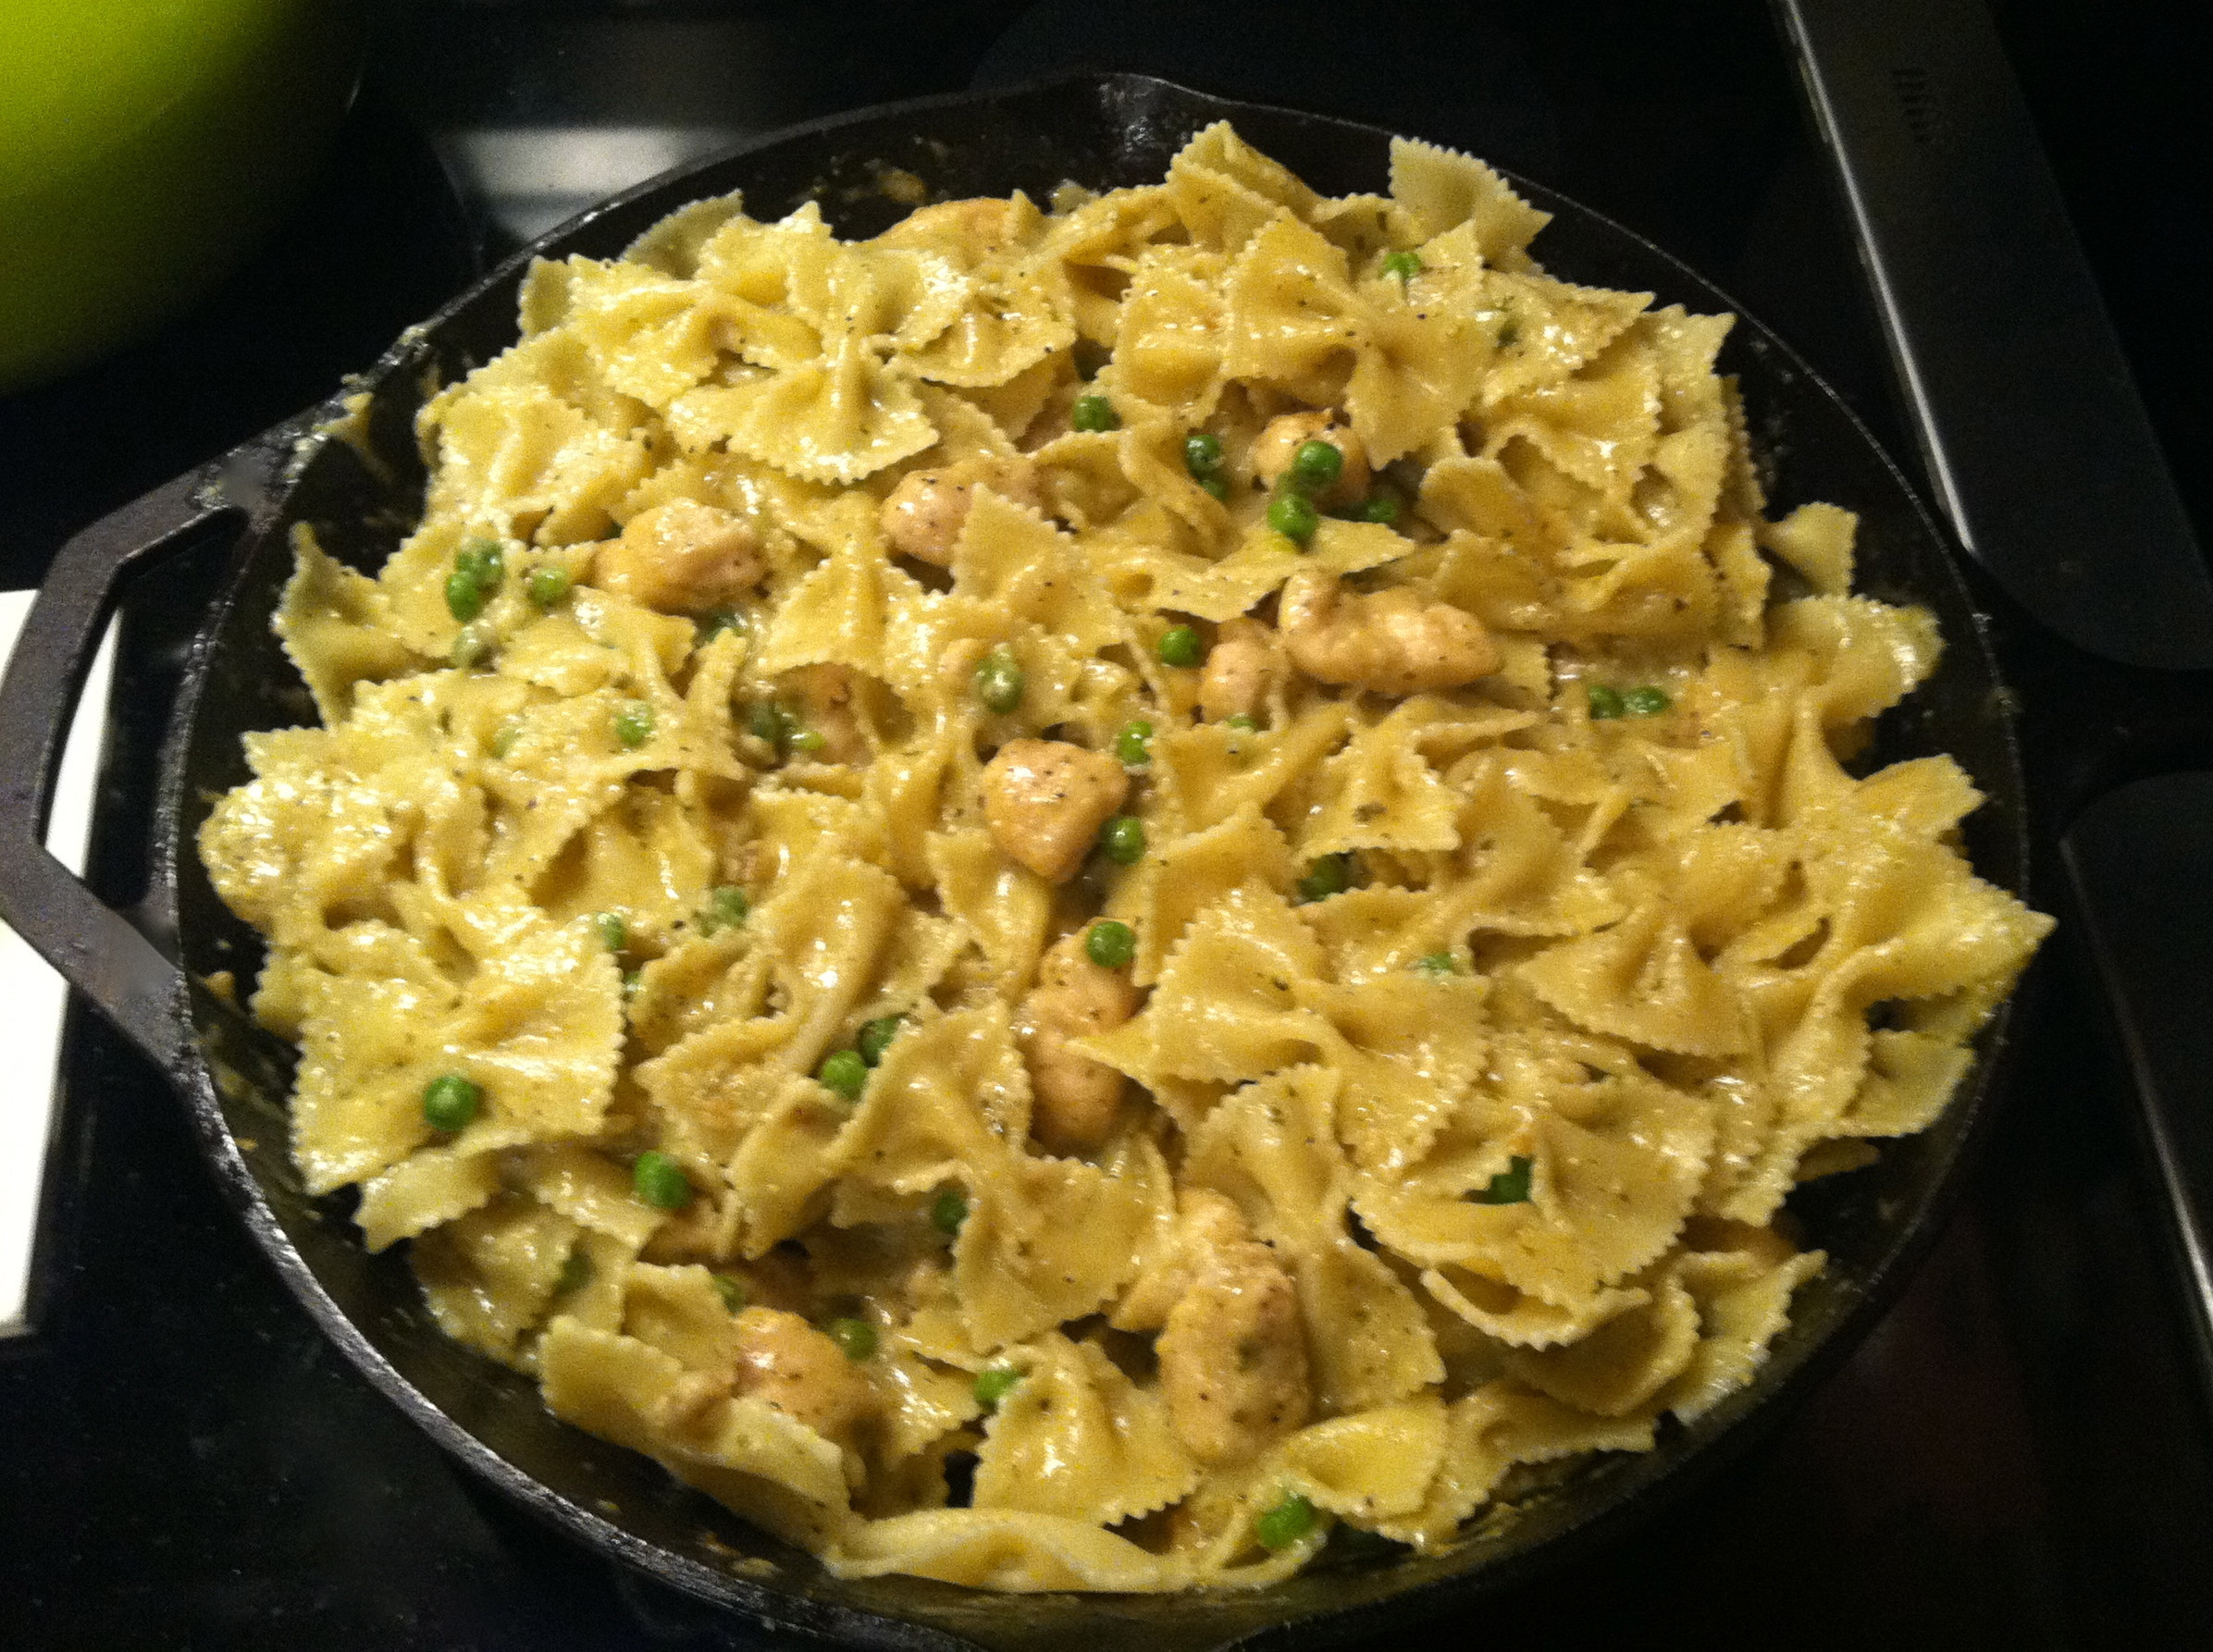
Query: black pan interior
159 74 2027 1652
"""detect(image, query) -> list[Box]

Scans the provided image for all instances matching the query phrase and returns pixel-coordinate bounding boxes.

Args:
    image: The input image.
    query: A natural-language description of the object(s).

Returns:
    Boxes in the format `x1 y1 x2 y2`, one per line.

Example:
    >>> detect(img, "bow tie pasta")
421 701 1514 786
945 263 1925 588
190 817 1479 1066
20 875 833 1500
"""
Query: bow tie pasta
199 122 2049 1591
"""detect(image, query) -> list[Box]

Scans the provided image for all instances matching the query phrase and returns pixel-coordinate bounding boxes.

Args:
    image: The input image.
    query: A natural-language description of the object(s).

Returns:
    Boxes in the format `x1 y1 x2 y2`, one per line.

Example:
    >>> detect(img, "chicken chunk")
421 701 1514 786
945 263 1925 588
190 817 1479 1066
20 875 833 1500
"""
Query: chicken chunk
1156 1235 1313 1464
1198 616 1280 722
878 457 1044 567
1279 569 1499 693
1250 411 1370 510
981 738 1129 883
874 195 1030 252
654 1301 878 1452
727 1306 877 1447
594 499 766 613
1112 1190 1255 1332
1017 933 1139 1155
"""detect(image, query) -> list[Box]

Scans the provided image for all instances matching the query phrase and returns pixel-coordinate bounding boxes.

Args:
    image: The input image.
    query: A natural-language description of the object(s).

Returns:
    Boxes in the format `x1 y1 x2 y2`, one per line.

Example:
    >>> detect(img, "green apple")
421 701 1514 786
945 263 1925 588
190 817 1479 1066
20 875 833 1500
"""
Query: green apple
0 0 362 392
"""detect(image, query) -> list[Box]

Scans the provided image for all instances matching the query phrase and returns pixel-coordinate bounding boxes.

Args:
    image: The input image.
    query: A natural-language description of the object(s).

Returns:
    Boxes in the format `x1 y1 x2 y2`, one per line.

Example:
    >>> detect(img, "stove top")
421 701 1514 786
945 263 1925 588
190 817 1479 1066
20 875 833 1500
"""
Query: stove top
4 4 2210 1647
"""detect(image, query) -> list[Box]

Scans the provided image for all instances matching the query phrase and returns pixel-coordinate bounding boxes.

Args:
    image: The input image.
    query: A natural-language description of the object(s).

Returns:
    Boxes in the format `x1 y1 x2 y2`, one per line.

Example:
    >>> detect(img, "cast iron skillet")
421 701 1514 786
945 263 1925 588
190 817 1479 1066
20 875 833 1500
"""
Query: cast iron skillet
0 73 2029 1652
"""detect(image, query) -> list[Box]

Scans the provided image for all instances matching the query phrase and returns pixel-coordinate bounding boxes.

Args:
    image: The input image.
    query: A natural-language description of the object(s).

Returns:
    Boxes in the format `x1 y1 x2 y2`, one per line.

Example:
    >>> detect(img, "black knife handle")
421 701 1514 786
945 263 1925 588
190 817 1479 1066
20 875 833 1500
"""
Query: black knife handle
2061 773 2213 1400
1774 0 2213 672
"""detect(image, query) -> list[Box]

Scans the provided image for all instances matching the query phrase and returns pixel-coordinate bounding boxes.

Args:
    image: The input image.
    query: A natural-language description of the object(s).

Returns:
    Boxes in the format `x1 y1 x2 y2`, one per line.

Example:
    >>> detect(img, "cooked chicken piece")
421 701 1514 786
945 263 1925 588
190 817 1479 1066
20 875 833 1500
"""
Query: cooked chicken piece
1198 616 1280 722
874 195 1030 252
1113 1190 1253 1332
1249 411 1370 510
653 1302 878 1453
594 499 766 613
1279 569 1499 693
981 738 1129 883
1017 933 1139 1155
728 1306 877 1446
1156 1233 1313 1464
878 457 1044 567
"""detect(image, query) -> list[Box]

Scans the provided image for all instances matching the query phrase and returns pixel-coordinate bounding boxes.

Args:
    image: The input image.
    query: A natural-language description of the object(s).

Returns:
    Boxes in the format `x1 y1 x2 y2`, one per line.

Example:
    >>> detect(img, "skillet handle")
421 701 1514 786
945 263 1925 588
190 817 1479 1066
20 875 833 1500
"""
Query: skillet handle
0 451 277 1074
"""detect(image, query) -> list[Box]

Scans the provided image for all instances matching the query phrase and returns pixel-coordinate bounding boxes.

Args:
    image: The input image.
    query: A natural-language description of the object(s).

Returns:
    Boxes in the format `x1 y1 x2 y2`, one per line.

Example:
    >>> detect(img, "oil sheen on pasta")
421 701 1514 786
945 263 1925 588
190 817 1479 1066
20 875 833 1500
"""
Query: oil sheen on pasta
198 124 2051 1592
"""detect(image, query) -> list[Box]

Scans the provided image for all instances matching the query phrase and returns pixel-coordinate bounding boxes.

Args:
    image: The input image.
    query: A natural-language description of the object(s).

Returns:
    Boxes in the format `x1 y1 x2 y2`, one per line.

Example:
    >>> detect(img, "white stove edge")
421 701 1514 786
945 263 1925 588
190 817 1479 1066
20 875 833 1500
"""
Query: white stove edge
0 591 118 1338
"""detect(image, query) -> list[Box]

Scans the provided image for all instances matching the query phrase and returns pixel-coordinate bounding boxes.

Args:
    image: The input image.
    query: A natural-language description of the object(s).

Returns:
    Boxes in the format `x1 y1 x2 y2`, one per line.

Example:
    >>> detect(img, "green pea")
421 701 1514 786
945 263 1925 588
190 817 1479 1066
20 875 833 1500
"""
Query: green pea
699 884 749 935
1115 719 1155 767
1267 491 1319 546
787 728 827 755
696 608 746 645
1381 250 1423 283
828 1315 877 1361
450 626 492 670
1416 951 1457 977
711 1273 748 1313
1071 393 1119 433
526 564 573 608
445 540 503 623
1099 815 1146 866
622 968 643 999
1183 430 1224 476
859 1016 903 1066
445 565 489 623
972 1366 1021 1413
930 1187 968 1235
1289 438 1343 492
818 1049 868 1102
633 1150 692 1210
1224 713 1258 733
1624 685 1673 717
747 701 786 745
973 645 1025 714
490 721 522 759
595 911 628 954
1296 853 1353 904
1156 625 1204 668
556 1250 593 1295
1358 487 1402 526
1255 1492 1318 1550
1198 473 1229 501
421 1073 481 1133
1587 684 1626 721
1469 1154 1534 1206
1085 919 1137 970
614 701 655 748
456 539 504 585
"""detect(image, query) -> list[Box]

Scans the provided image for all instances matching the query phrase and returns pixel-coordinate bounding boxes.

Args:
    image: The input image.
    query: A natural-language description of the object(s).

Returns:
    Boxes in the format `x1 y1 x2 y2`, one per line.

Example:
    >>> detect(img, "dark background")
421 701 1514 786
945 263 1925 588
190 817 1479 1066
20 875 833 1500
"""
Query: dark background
4 2 2211 1647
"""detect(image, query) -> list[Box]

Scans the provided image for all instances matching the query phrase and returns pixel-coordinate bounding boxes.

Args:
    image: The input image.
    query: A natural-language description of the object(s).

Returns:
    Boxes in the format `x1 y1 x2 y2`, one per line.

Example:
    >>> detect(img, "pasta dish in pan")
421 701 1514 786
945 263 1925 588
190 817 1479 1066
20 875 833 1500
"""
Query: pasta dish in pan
200 124 2050 1591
